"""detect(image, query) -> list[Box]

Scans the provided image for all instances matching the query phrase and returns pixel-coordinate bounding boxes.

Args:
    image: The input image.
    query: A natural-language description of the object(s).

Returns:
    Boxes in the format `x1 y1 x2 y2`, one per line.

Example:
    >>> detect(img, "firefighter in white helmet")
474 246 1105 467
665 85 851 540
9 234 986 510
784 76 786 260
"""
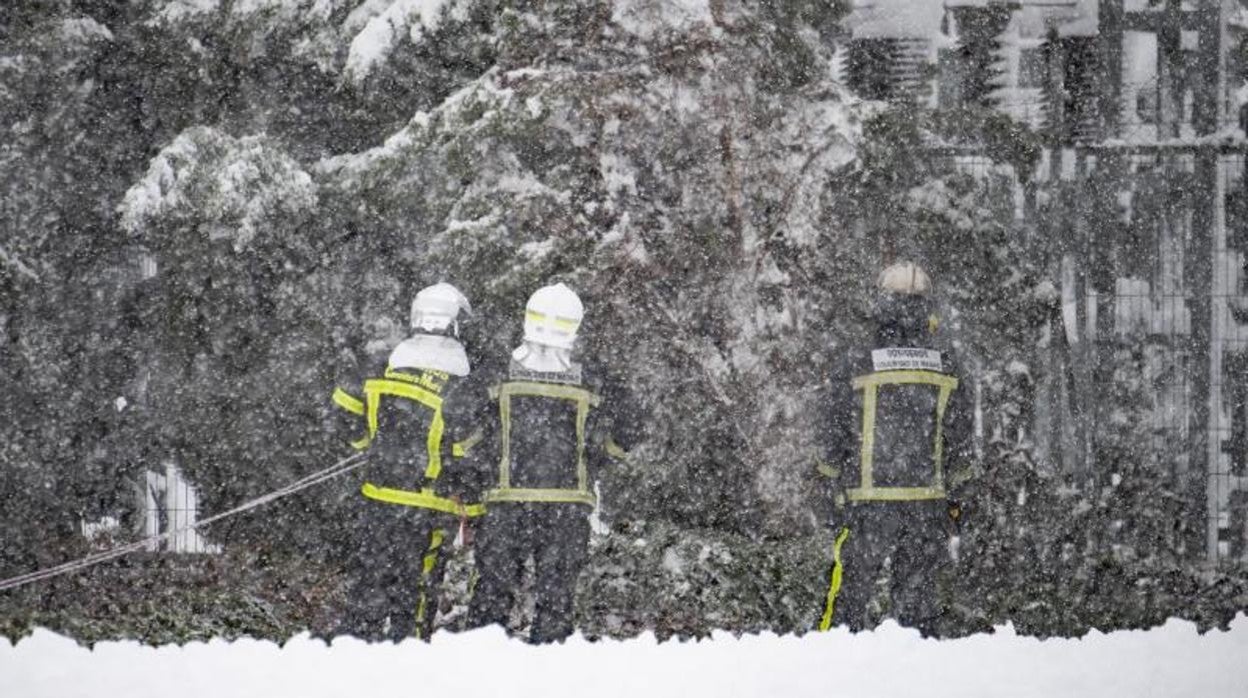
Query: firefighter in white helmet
330 281 488 641
814 261 973 637
466 282 634 643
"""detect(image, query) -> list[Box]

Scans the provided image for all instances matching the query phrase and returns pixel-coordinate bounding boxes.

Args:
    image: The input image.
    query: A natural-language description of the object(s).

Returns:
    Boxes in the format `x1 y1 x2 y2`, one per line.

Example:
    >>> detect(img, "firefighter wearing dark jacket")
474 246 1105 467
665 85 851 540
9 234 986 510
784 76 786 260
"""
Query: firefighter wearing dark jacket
466 283 631 644
331 282 487 642
816 262 974 637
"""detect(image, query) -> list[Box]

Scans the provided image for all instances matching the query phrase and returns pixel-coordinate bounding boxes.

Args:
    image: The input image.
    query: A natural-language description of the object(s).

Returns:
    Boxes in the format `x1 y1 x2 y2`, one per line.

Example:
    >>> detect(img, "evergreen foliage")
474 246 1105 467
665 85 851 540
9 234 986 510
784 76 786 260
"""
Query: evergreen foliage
1 0 1244 642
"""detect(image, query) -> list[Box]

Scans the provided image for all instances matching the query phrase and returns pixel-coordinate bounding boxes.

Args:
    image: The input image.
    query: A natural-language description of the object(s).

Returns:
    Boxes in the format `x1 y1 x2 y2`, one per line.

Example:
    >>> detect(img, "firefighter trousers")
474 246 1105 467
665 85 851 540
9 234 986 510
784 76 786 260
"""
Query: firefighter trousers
828 500 951 636
466 502 590 643
341 500 455 642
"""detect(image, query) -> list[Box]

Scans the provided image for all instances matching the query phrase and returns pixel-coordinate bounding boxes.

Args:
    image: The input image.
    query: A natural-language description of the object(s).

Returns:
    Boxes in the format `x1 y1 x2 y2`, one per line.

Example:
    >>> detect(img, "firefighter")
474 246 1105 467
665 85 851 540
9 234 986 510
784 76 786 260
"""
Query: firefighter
815 262 973 637
330 282 487 641
465 282 631 643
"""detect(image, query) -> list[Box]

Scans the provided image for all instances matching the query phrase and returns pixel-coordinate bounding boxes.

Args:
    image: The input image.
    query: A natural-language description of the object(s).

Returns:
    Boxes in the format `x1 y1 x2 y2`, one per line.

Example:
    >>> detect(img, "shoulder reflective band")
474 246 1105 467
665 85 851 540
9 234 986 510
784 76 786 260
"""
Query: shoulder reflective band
332 387 366 416
361 482 486 517
350 435 372 451
525 310 581 332
490 381 601 499
452 429 483 458
848 370 958 502
364 378 446 481
413 528 447 641
484 487 597 506
819 526 851 631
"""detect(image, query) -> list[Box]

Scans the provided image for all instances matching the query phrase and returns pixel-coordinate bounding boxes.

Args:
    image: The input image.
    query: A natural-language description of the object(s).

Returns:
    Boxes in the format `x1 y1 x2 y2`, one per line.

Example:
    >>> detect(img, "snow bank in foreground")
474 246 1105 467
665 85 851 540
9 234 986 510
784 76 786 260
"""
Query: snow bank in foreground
3 616 1247 698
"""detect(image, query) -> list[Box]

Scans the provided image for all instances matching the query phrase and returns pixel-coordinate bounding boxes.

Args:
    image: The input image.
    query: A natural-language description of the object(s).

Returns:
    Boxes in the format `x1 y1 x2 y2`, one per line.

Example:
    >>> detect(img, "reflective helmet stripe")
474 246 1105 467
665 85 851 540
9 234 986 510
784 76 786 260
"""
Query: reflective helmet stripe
525 309 581 331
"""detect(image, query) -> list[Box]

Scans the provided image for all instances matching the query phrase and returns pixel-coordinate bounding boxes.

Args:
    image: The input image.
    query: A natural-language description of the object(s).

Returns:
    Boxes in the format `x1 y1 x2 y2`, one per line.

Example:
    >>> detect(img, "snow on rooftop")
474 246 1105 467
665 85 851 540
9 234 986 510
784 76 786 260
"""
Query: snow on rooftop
2 616 1246 698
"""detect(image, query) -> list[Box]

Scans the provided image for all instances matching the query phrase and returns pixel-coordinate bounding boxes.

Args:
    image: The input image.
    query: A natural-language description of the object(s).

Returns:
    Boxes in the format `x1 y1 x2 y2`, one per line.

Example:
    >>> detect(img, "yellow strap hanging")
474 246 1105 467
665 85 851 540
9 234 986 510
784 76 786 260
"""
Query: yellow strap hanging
819 526 851 631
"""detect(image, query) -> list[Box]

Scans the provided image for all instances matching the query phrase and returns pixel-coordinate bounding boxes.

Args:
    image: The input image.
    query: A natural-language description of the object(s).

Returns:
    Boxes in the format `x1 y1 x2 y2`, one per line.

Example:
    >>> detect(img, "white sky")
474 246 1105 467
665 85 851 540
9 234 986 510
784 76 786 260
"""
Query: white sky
3 615 1246 698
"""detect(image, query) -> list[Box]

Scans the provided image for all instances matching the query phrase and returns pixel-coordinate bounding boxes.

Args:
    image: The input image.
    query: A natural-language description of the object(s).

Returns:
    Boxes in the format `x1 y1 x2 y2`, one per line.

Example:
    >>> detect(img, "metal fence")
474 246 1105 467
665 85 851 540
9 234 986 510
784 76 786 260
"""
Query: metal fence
940 144 1248 566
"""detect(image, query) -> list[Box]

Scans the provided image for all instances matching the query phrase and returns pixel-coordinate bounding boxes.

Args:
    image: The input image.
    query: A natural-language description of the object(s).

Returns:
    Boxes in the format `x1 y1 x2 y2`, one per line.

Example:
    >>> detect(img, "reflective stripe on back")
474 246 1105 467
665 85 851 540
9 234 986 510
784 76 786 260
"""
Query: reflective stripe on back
850 370 958 502
490 380 601 503
483 487 596 506
364 377 446 481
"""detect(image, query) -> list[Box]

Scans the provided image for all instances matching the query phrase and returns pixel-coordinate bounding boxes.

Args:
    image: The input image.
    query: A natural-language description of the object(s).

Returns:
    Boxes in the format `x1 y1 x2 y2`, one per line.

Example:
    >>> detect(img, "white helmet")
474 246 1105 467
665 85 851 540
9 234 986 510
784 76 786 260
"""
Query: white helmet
410 282 472 335
523 283 583 349
877 261 932 296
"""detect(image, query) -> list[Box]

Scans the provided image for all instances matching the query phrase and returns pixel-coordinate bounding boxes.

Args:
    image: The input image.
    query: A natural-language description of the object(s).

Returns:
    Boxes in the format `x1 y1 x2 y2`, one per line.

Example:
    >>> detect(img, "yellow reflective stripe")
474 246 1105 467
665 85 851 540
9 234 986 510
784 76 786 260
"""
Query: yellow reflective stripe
851 370 959 494
452 429 483 458
349 435 372 451
605 437 628 460
364 379 445 428
846 486 946 501
364 378 446 481
497 386 512 489
360 483 486 517
851 370 959 391
525 310 581 331
425 410 445 480
858 379 878 491
819 526 851 631
499 381 601 405
484 487 596 506
414 528 447 640
493 381 601 495
815 461 839 479
333 387 365 416
933 381 954 484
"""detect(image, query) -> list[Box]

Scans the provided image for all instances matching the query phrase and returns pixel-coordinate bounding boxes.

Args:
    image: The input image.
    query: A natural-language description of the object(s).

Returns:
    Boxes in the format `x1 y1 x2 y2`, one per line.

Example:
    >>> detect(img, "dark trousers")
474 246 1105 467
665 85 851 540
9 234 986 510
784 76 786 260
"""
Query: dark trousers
341 500 455 641
466 502 590 643
830 500 951 635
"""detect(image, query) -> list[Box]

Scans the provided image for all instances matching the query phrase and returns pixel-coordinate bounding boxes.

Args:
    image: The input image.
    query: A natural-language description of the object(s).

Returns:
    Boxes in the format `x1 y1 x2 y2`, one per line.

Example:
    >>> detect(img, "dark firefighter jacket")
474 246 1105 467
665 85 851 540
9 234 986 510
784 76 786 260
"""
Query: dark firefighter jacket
331 335 488 516
816 320 974 508
477 359 635 508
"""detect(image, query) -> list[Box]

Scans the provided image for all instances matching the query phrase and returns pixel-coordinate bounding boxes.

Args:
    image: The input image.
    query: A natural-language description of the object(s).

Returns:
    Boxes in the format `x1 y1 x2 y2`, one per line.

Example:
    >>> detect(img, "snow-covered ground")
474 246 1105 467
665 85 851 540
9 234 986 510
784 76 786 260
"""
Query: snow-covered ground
3 616 1247 698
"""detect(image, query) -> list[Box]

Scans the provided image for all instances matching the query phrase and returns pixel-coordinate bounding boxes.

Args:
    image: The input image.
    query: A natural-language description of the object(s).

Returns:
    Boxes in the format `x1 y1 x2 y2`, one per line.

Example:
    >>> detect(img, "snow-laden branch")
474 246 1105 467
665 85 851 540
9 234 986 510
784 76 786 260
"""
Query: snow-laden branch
120 126 317 250
343 0 467 85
